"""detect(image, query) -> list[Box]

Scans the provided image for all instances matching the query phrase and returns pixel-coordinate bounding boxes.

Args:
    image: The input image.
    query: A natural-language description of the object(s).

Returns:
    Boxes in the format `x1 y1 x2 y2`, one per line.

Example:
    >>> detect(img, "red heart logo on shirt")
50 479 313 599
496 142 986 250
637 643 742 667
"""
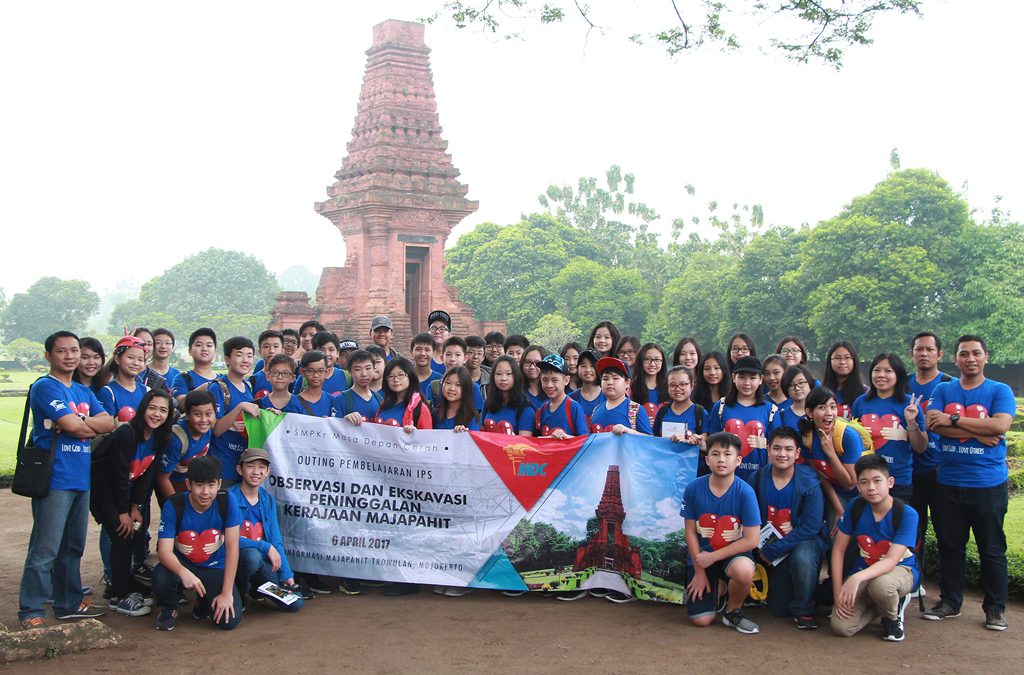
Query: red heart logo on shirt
129 454 155 481
698 513 740 550
116 406 136 422
589 423 610 433
376 417 401 427
724 419 765 457
837 403 852 419
811 458 836 482
255 389 271 400
860 413 902 449
944 402 987 442
643 402 661 423
176 529 223 564
240 520 264 541
483 419 515 435
857 535 890 566
767 506 792 534
174 443 209 475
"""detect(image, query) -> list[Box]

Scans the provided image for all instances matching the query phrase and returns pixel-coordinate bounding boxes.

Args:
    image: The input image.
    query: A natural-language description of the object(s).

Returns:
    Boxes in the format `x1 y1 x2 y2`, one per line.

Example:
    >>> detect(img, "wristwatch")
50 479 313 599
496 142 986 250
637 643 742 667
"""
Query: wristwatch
950 413 961 427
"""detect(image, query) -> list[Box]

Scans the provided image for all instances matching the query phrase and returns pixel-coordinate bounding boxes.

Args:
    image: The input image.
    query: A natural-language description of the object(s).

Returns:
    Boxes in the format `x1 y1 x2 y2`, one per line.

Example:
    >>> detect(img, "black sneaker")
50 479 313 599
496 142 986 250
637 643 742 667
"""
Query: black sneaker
587 588 611 598
985 608 1008 631
155 608 178 631
722 608 760 634
56 600 107 620
882 617 905 641
338 579 363 596
102 575 113 600
382 583 421 597
605 591 636 604
794 615 819 630
133 562 153 586
114 592 153 617
304 577 333 595
921 601 961 621
192 600 211 620
555 590 588 602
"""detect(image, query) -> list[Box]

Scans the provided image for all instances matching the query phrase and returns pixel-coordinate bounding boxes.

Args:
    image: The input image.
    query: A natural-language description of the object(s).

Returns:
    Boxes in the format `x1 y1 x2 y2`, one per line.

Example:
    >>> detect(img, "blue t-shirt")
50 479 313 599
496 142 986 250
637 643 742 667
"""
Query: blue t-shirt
526 390 547 412
292 392 333 417
764 475 796 535
777 404 805 435
929 378 1016 488
430 358 446 376
417 370 441 397
680 476 760 559
128 435 158 483
482 403 536 435
258 394 306 414
708 400 781 483
250 370 273 400
171 370 215 398
568 388 605 422
207 377 254 480
426 380 485 412
293 367 352 398
909 372 954 474
833 389 855 421
29 375 104 491
837 499 919 586
803 424 864 502
333 388 383 421
851 394 925 486
159 421 212 483
589 398 653 435
254 358 265 374
236 491 265 543
433 414 481 431
536 397 589 437
158 491 243 569
374 400 431 429
655 403 705 437
97 380 147 422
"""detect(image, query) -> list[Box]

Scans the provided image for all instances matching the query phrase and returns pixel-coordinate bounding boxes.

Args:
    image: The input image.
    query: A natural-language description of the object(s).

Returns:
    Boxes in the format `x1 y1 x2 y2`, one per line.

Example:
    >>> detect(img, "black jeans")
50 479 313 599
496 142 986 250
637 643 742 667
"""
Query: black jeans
152 558 243 629
934 482 1008 611
911 469 939 555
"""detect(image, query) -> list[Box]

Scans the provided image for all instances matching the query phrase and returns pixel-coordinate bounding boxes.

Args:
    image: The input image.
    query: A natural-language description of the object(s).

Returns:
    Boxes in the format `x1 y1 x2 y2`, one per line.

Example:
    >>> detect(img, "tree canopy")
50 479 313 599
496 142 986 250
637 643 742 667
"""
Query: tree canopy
425 0 923 69
1 277 99 342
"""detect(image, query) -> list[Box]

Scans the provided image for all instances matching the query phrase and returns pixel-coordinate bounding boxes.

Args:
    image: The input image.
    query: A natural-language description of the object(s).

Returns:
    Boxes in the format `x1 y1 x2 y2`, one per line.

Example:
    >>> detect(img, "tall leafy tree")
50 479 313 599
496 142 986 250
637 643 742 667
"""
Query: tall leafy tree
550 258 652 337
1 277 99 342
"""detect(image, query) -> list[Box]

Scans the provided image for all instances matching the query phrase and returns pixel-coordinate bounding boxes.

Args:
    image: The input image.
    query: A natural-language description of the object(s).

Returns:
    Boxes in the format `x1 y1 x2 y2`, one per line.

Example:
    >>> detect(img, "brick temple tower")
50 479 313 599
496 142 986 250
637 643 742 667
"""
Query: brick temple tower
271 19 504 347
574 466 642 579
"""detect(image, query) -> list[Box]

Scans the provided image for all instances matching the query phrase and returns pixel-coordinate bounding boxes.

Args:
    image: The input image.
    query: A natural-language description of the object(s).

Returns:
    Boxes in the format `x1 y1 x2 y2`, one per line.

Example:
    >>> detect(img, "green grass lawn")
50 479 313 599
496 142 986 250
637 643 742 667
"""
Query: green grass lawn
0 369 41 392
1006 494 1024 549
0 395 26 474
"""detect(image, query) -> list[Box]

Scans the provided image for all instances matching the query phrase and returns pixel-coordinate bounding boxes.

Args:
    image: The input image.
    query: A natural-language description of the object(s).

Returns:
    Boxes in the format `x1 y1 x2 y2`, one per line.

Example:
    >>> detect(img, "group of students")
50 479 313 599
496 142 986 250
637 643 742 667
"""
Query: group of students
17 312 1015 642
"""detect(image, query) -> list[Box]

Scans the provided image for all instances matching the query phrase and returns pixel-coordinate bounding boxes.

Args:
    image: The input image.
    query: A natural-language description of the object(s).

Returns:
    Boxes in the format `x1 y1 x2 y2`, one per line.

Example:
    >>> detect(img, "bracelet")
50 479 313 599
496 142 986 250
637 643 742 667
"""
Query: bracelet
907 424 919 432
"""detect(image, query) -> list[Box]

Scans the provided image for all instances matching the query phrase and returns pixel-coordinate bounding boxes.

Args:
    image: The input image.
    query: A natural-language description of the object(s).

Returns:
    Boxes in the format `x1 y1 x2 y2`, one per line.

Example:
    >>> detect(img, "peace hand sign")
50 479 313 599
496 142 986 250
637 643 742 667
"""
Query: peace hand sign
905 393 923 427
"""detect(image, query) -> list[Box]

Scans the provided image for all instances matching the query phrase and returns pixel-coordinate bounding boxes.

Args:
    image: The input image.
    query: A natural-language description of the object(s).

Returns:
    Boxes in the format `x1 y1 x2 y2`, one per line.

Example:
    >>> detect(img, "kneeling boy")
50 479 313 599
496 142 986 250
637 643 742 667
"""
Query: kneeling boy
682 432 762 634
831 454 919 642
151 455 244 631
230 448 303 611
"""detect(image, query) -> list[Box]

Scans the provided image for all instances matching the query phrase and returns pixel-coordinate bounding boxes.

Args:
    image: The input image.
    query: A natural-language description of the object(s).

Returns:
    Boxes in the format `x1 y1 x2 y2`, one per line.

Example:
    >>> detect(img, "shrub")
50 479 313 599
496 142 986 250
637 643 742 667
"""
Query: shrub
924 524 1024 600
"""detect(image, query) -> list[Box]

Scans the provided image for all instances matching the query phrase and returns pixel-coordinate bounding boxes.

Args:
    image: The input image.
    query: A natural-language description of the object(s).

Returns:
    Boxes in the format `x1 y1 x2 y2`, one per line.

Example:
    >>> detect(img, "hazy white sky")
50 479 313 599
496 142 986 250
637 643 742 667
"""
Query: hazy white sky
1 1 1020 298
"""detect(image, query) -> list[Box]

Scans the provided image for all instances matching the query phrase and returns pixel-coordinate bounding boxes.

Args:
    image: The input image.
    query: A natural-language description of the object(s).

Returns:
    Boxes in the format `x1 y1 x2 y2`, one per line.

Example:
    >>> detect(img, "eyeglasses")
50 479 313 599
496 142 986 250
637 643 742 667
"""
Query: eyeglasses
779 348 802 356
154 340 174 347
523 360 541 367
668 382 692 390
304 368 328 377
485 344 503 351
283 339 298 346
642 357 663 365
788 380 810 390
467 350 485 357
387 372 409 380
268 370 293 378
428 326 449 334
618 350 636 357
830 355 853 362
730 346 750 354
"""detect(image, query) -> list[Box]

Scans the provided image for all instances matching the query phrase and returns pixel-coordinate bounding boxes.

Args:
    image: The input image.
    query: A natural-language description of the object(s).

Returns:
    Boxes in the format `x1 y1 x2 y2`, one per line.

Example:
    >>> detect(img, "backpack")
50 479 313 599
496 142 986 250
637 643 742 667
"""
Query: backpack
716 397 778 425
339 389 383 417
654 404 705 436
801 417 874 457
535 397 577 436
200 377 251 412
847 496 906 537
169 491 229 531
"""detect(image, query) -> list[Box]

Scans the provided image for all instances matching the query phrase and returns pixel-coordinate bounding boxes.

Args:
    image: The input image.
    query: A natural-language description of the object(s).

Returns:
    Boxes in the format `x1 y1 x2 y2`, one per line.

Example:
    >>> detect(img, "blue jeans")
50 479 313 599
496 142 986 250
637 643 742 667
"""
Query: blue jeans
767 538 822 617
18 489 90 621
236 547 303 612
934 482 1008 611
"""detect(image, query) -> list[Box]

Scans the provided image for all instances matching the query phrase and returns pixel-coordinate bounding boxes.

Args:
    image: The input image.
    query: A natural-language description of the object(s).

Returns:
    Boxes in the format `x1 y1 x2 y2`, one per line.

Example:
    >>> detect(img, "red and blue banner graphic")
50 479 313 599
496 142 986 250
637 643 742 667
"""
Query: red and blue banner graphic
246 411 699 603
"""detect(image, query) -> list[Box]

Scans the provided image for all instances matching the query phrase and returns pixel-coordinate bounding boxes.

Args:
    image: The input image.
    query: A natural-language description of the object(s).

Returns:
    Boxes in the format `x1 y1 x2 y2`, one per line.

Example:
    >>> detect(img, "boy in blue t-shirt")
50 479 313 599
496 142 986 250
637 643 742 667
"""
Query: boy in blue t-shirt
230 448 303 612
151 455 244 631
410 332 441 396
425 337 484 411
171 328 218 410
589 357 652 435
535 355 588 439
681 432 761 634
335 350 383 422
251 329 285 399
258 354 306 414
155 389 216 500
831 454 919 641
205 337 260 484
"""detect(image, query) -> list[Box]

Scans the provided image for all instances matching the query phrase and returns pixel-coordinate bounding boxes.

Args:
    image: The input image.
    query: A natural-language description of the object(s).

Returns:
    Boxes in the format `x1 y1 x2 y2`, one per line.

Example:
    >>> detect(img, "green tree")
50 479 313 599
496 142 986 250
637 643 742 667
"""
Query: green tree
957 221 1024 363
5 338 45 370
527 312 579 352
1 277 99 342
648 250 739 348
425 0 922 69
277 265 320 297
550 258 652 337
110 248 280 339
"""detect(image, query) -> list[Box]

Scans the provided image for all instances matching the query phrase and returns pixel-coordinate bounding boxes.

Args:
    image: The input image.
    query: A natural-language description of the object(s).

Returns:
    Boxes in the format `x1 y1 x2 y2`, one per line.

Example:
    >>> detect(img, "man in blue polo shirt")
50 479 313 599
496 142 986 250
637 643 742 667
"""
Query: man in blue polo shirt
18 331 115 630
923 335 1015 631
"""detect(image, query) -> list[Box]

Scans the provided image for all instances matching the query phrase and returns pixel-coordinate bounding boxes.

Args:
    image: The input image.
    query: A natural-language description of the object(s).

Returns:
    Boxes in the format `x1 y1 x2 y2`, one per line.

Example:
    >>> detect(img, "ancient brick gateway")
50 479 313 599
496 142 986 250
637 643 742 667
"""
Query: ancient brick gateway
271 20 505 346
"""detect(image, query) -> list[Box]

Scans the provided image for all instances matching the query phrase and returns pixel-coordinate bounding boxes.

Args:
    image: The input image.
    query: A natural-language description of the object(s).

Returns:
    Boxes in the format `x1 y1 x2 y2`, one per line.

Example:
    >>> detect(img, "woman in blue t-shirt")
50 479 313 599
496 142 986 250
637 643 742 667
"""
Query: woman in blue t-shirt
631 342 668 423
371 357 432 431
851 353 926 500
762 354 789 407
586 321 620 359
568 349 605 422
73 336 109 394
777 365 815 433
520 345 548 411
707 356 780 482
433 366 480 432
823 340 867 420
559 342 582 393
798 387 864 520
482 356 534 436
672 336 702 371
98 336 149 424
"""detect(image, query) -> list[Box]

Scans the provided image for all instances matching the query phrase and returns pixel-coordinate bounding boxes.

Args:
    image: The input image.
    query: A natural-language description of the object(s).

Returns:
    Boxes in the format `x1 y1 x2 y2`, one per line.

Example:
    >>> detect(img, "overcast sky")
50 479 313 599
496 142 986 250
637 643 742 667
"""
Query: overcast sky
1 1 1020 298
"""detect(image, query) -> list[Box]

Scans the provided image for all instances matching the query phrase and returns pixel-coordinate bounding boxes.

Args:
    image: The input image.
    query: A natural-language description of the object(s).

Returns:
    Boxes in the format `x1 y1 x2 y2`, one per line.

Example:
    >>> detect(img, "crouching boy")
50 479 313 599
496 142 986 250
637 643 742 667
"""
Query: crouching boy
831 454 919 641
682 432 762 634
151 455 244 631
230 448 304 612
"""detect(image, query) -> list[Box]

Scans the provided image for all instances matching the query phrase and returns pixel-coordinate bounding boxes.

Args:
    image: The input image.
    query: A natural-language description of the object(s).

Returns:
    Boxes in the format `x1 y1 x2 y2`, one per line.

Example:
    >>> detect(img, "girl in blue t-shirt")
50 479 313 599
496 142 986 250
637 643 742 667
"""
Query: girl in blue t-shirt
433 366 480 432
586 321 620 359
520 345 548 411
777 365 814 433
823 341 866 420
707 356 780 483
98 336 150 423
726 333 756 370
482 356 535 436
692 351 729 413
851 353 926 500
73 336 109 394
559 342 582 392
370 357 432 432
672 336 702 371
631 343 668 423
568 349 605 422
798 387 863 519
615 335 640 378
654 366 707 448
762 354 788 407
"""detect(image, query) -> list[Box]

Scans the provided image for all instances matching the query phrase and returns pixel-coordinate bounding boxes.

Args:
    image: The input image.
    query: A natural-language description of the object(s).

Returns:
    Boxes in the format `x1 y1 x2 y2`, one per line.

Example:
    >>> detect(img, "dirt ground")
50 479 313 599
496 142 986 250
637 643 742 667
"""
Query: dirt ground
1 488 1019 673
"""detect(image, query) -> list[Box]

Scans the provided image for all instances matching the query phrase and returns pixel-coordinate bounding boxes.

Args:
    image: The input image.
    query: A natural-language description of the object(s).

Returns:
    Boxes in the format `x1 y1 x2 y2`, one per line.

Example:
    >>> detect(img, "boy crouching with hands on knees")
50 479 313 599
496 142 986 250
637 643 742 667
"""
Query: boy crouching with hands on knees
831 454 919 641
682 431 762 634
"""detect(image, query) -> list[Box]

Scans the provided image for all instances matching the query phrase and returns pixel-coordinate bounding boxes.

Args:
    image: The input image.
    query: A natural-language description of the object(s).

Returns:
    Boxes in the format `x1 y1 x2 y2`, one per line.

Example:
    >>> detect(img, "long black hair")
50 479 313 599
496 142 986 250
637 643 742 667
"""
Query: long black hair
798 386 836 437
692 351 730 411
865 353 910 400
434 366 477 428
672 337 702 367
73 336 109 393
823 340 866 405
631 343 667 406
380 357 420 411
128 389 176 456
484 355 529 414
726 332 756 367
586 321 621 357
